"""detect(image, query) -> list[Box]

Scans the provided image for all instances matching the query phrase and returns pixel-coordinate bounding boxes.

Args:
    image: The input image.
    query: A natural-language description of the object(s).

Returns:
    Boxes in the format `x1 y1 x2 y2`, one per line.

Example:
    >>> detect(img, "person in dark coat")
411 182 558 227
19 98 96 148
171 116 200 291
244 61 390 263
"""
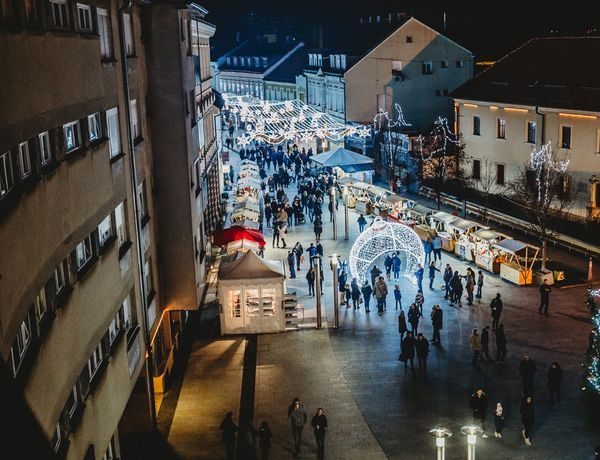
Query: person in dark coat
415 264 425 292
272 225 280 248
288 398 308 457
361 281 373 312
313 220 322 240
384 254 393 280
401 331 416 371
430 304 443 345
519 353 537 396
238 420 257 460
408 303 421 334
495 324 507 364
428 261 440 289
547 361 564 403
350 278 361 310
414 333 430 376
393 285 402 310
520 395 534 445
481 326 491 361
449 271 463 306
392 252 402 279
306 268 315 297
398 310 408 342
220 412 238 460
443 264 453 299
287 251 296 279
357 214 367 232
338 270 347 305
539 279 551 315
311 408 328 459
370 265 382 287
469 389 489 437
490 293 503 331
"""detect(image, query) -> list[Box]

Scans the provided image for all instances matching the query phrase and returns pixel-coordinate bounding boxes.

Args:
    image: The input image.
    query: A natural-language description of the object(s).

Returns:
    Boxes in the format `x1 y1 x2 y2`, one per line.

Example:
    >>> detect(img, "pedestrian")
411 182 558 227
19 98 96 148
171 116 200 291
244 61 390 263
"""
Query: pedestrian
400 331 416 371
547 361 563 403
258 422 272 460
408 303 421 334
272 224 280 248
313 219 322 241
415 264 424 292
428 261 440 289
311 408 328 459
392 252 402 279
370 265 382 287
338 270 347 305
316 240 323 258
351 278 361 310
307 243 318 267
519 353 537 396
481 326 491 361
423 238 433 264
490 293 503 331
344 284 352 309
384 254 393 280
470 329 481 368
239 420 257 460
415 333 430 377
432 234 442 261
520 395 534 446
293 242 303 271
469 388 489 438
539 279 551 315
357 214 367 232
288 398 308 457
287 251 296 279
394 285 402 310
449 271 463 307
443 264 453 299
430 304 443 345
328 200 334 222
476 270 484 299
306 267 315 296
279 223 288 249
415 290 424 315
374 276 388 315
465 268 475 305
495 323 507 364
493 402 505 438
398 310 408 342
361 280 373 313
220 412 238 460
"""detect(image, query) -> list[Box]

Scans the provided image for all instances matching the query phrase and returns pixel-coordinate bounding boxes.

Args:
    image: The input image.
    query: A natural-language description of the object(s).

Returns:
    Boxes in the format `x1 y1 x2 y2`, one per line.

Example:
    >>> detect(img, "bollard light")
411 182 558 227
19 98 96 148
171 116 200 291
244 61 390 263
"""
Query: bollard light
429 427 451 460
330 186 337 240
330 253 340 328
461 425 482 460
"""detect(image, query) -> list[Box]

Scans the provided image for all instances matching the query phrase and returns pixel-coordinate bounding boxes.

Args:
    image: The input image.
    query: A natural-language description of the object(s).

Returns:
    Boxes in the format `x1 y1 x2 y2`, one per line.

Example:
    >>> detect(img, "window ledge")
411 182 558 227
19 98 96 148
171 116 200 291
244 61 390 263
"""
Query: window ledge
65 146 87 162
76 256 98 281
146 289 156 306
41 160 60 176
88 359 109 393
110 152 125 164
141 214 151 228
99 235 117 256
68 403 86 433
109 329 126 352
89 137 109 149
118 240 133 260
133 136 144 146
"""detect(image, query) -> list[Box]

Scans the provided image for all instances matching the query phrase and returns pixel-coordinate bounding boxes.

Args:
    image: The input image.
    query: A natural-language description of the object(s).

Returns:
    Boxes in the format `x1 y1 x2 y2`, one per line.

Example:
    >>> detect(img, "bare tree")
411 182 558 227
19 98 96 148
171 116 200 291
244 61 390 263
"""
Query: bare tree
509 142 573 270
473 157 503 223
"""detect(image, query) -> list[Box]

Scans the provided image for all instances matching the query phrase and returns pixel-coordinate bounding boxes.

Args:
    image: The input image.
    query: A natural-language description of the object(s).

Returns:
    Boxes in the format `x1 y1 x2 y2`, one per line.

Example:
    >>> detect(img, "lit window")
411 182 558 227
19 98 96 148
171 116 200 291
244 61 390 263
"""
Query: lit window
65 384 79 417
497 118 506 139
10 314 32 376
34 287 48 324
560 125 572 149
98 214 113 246
18 141 32 178
123 12 133 56
106 108 121 158
76 3 92 32
51 422 62 453
63 120 82 152
49 0 69 29
526 121 537 144
115 202 127 246
0 151 14 197
97 8 112 58
39 131 52 164
137 181 148 220
143 259 154 300
88 112 102 141
121 293 133 330
75 235 94 268
130 99 140 139
108 312 121 344
422 61 433 74
103 435 118 460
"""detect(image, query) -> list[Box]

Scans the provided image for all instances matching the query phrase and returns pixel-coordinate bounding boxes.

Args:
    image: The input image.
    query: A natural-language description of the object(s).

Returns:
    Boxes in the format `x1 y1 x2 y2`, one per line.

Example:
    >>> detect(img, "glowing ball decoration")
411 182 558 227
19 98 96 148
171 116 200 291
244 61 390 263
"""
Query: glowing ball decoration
349 217 425 283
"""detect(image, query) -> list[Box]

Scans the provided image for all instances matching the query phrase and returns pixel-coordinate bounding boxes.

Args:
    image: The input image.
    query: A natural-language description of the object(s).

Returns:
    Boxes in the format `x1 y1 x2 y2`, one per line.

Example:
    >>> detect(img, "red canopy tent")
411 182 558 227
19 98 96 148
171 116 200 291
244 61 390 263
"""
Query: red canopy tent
213 225 265 246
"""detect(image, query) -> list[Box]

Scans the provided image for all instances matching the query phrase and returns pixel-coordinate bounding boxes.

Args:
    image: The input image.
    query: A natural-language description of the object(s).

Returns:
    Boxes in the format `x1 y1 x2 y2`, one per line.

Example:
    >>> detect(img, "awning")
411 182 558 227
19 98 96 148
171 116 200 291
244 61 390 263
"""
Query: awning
234 201 260 213
214 225 265 246
473 229 502 241
384 194 406 204
493 239 532 254
310 148 375 173
409 204 432 216
219 250 284 280
367 185 390 196
448 218 479 233
431 211 457 225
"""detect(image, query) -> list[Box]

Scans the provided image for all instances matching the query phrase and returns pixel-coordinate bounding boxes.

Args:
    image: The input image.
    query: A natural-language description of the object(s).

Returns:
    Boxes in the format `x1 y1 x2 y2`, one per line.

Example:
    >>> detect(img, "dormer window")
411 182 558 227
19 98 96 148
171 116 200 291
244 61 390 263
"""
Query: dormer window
232 56 238 65
227 57 231 65
340 55 346 70
262 57 268 67
317 54 322 67
406 35 413 43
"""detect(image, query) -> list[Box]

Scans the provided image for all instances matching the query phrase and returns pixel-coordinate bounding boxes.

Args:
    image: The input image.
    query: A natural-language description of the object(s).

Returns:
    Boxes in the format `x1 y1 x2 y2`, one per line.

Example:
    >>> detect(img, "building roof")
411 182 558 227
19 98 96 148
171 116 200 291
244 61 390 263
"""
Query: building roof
452 37 600 113
218 250 285 280
264 46 308 83
215 40 299 72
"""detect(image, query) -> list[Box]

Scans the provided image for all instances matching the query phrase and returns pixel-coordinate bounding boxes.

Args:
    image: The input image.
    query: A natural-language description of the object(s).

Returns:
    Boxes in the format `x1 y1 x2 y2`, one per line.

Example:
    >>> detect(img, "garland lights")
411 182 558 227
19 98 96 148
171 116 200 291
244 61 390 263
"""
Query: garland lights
223 94 371 146
530 142 570 207
583 289 600 396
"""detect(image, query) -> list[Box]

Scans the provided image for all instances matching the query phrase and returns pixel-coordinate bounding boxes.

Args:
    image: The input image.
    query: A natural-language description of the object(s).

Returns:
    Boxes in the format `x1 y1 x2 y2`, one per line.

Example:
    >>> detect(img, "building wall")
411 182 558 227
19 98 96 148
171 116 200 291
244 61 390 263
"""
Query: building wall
264 81 296 101
305 72 345 123
345 18 473 130
218 73 264 99
457 100 600 218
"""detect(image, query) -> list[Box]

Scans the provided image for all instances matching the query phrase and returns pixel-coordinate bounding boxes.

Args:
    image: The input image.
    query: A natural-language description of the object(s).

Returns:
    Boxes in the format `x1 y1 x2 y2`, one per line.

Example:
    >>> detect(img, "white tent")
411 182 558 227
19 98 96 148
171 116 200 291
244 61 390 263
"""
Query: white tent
218 251 286 334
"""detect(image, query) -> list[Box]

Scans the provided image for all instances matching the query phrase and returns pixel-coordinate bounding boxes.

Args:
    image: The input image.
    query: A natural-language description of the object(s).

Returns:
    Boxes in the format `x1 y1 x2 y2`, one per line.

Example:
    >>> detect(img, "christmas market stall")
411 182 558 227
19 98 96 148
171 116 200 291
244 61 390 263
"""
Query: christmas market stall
472 229 506 273
346 181 373 213
239 163 260 179
378 194 414 221
428 211 458 251
219 251 286 334
448 218 487 261
236 177 262 199
493 239 540 286
403 204 432 229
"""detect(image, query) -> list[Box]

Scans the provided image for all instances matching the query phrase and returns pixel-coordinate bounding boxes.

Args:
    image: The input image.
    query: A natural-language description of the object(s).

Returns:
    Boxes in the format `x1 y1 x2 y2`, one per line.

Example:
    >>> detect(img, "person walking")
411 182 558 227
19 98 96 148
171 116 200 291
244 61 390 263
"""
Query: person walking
370 266 382 287
428 261 440 290
415 290 424 315
490 293 503 331
392 252 402 279
293 242 303 271
220 412 238 460
408 304 421 334
287 251 296 279
357 214 367 232
258 421 272 460
431 304 443 345
384 254 393 280
306 268 315 297
313 219 322 241
238 420 257 460
307 243 318 268
288 398 308 458
423 238 433 264
344 284 352 310
470 329 482 368
493 402 505 438
443 264 453 299
469 388 489 438
520 395 534 446
415 333 430 377
272 224 280 248
415 264 425 292
432 234 442 261
311 408 328 459
476 270 484 299
548 361 563 403
539 279 551 315
338 270 347 306
350 278 361 310
280 224 288 249
361 280 372 313
465 268 475 305
374 276 388 315
398 310 408 342
400 331 416 372
495 324 507 364
449 271 463 307
519 353 537 396
481 326 491 361
394 285 402 310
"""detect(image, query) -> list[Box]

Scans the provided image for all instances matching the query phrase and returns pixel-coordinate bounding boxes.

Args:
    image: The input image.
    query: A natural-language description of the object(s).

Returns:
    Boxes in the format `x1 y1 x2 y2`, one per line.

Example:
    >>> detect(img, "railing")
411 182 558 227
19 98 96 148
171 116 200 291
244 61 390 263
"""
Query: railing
418 186 600 258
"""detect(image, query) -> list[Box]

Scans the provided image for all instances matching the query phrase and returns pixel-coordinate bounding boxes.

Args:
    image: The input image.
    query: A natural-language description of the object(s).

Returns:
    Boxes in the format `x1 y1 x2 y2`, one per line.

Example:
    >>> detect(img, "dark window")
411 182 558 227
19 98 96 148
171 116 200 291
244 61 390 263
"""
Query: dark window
23 0 39 24
496 163 505 185
406 35 413 43
561 126 572 149
473 116 480 136
472 159 481 180
441 60 448 68
526 121 536 144
422 61 433 75
49 0 70 29
456 60 464 68
442 89 449 96
497 118 506 139
435 89 441 97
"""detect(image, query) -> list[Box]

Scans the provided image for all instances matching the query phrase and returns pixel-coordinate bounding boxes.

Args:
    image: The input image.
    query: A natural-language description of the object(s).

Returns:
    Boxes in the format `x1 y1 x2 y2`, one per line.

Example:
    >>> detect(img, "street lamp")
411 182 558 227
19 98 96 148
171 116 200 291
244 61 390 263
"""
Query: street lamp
330 253 340 328
428 427 452 460
314 256 322 329
330 186 337 240
343 185 349 241
461 425 482 460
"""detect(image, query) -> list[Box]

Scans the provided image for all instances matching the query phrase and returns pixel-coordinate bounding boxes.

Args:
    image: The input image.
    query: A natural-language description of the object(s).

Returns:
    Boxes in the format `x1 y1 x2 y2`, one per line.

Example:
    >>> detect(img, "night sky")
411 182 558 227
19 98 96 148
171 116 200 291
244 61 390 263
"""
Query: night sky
201 0 600 60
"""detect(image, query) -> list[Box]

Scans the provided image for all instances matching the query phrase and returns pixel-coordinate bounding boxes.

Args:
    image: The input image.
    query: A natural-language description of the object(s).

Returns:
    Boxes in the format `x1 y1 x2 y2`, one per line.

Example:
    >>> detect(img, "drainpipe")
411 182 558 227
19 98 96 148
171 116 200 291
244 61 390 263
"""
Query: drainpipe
118 0 157 431
535 105 545 145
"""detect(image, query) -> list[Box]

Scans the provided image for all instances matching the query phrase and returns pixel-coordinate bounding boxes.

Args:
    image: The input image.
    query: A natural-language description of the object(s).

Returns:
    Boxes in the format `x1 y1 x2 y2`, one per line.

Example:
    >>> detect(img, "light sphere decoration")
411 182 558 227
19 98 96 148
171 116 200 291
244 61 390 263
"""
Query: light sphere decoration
349 217 425 283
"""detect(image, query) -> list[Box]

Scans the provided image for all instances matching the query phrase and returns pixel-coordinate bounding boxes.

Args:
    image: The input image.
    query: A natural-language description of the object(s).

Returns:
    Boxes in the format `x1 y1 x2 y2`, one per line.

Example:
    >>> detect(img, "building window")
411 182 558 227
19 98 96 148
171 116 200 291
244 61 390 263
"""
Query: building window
108 311 121 345
472 116 480 136
87 341 105 379
34 287 48 325
23 0 39 25
497 118 506 139
597 128 600 153
456 60 464 68
406 35 413 43
65 384 80 417
0 151 14 197
88 113 102 141
97 214 113 247
526 121 537 144
422 61 433 75
442 89 449 96
103 435 118 460
441 60 448 68
106 108 120 158
137 181 148 220
115 202 127 246
54 263 66 293
49 0 69 29
121 293 133 330
472 159 481 180
130 99 140 139
560 125 572 149
11 314 32 376
97 8 112 58
51 421 63 453
63 120 82 152
143 259 154 301
496 163 505 185
123 12 133 56
435 89 441 97
76 3 92 32
39 131 52 164
75 235 94 269
18 142 32 178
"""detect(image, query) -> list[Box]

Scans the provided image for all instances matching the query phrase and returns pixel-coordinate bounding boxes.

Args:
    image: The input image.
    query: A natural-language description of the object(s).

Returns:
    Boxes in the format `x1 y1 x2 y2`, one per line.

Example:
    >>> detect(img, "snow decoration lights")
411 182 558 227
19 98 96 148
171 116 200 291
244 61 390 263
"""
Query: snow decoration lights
583 289 600 396
414 116 462 161
530 142 570 207
349 217 425 283
373 103 412 131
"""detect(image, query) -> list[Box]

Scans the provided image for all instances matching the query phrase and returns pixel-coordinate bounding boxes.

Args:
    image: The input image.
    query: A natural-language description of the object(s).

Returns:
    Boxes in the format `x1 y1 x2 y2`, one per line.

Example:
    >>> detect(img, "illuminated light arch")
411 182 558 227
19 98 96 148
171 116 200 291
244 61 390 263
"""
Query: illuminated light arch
349 217 425 283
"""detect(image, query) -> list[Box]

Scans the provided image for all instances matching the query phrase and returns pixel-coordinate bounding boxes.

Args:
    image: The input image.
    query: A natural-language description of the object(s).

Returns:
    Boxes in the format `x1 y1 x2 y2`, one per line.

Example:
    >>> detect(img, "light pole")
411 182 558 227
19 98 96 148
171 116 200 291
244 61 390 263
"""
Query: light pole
330 254 339 328
461 425 482 460
343 185 349 241
314 256 322 329
330 186 337 240
428 427 452 460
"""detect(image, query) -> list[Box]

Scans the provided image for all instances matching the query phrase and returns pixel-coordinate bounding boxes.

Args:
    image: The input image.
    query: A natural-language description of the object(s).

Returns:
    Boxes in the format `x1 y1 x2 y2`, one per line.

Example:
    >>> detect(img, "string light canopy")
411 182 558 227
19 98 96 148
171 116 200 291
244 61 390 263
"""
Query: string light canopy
349 217 425 283
223 94 371 146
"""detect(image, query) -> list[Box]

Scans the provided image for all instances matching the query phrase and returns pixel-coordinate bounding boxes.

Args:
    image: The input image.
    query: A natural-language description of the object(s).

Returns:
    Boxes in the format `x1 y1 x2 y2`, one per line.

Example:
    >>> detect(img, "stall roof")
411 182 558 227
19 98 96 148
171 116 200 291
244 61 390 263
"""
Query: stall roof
232 208 259 220
493 239 539 254
234 201 260 212
219 250 285 280
431 211 457 224
237 219 260 230
473 229 502 241
367 185 390 196
410 204 432 216
349 181 372 191
448 218 479 231
385 194 406 204
338 177 356 185
310 148 375 173
237 177 262 189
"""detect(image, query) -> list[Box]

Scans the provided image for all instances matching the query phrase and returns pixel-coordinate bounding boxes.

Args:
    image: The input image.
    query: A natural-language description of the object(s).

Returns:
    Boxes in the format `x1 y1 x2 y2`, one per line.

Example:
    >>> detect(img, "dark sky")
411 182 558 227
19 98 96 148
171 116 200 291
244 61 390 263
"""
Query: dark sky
201 0 600 59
